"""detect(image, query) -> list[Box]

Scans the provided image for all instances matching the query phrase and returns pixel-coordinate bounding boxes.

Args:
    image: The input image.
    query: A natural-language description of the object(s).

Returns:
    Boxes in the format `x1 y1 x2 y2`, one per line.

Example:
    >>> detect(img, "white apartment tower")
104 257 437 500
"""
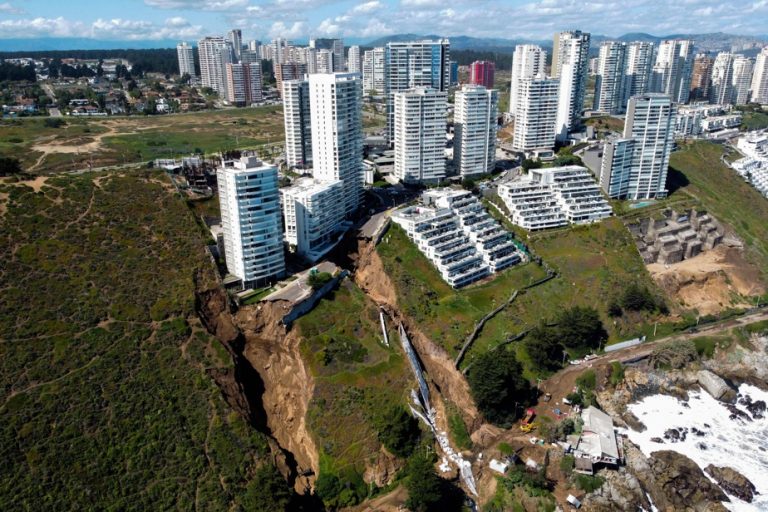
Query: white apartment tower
283 79 313 170
454 85 498 177
652 39 695 103
217 155 285 288
309 72 364 217
315 49 334 74
752 47 768 104
281 178 345 262
394 88 447 184
509 44 547 117
512 76 560 152
732 56 754 106
553 31 591 141
176 41 196 78
347 45 361 73
198 36 232 94
224 63 262 106
594 41 628 114
710 52 735 104
599 94 676 199
625 41 655 97
310 38 344 72
363 48 385 94
385 40 451 142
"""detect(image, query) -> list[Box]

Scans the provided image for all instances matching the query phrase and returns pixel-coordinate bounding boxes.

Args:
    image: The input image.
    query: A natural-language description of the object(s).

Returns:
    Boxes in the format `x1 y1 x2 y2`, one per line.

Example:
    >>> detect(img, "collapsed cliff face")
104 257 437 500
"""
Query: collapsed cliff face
235 302 318 493
355 239 480 427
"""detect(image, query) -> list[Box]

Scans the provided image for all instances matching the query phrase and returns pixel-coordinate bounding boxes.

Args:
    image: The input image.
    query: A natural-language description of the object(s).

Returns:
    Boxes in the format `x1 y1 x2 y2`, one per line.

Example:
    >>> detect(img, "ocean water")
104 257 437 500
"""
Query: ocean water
625 384 768 512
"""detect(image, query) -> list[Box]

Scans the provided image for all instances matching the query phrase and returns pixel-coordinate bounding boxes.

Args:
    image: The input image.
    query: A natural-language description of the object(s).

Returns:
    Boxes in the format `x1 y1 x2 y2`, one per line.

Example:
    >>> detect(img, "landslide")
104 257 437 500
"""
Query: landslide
195 274 317 495
355 239 481 430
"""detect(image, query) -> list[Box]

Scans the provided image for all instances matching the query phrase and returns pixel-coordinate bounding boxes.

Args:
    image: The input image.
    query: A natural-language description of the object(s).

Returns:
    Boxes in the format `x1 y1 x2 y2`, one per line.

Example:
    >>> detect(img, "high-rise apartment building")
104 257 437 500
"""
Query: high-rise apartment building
454 85 498 177
652 39 695 103
450 61 459 85
469 61 495 89
732 56 754 106
227 29 242 62
394 87 447 184
176 41 196 78
384 39 451 142
751 47 768 104
347 45 361 73
315 49 334 74
224 63 262 106
362 47 385 94
310 38 344 71
553 31 590 141
309 73 364 217
282 79 313 169
218 155 285 288
281 178 345 262
625 42 655 97
512 76 559 152
240 49 260 65
690 53 714 101
710 52 735 104
594 41 628 114
198 36 232 94
599 94 676 199
509 44 547 117
275 62 307 97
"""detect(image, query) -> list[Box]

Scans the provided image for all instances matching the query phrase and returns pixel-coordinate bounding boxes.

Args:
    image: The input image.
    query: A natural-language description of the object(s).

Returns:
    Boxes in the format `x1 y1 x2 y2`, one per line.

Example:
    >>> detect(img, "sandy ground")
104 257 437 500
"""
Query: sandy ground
648 245 764 315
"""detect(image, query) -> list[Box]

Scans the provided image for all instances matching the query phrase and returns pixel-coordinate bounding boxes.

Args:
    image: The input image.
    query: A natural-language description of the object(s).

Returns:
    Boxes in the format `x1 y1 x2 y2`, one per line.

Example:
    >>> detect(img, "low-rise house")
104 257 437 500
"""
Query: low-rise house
569 406 621 475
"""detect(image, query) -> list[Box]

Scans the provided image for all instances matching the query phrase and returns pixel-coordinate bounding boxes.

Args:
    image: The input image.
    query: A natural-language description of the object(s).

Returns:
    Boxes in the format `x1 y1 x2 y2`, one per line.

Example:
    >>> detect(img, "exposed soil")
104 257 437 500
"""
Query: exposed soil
648 245 764 315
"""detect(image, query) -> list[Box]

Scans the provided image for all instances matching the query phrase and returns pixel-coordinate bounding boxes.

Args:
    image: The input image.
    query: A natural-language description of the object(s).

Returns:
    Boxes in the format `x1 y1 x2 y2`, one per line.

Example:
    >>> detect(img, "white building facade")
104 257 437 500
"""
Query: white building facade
594 41 628 114
600 94 676 199
176 41 196 78
512 76 559 152
454 85 498 177
362 47 385 94
394 87 447 184
198 36 232 95
309 72 364 217
217 155 285 288
751 47 768 104
283 79 313 170
652 39 694 104
625 41 655 98
281 178 345 262
553 31 591 141
509 44 547 117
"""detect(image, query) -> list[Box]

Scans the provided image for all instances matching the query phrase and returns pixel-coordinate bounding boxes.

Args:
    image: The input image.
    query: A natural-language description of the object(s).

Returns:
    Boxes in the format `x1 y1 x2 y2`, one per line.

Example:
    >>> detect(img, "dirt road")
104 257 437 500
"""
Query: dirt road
540 307 768 410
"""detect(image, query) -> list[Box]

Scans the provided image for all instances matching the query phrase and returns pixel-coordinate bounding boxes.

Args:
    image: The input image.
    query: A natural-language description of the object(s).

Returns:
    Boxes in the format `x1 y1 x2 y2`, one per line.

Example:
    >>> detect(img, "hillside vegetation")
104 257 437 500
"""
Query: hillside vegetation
0 171 286 510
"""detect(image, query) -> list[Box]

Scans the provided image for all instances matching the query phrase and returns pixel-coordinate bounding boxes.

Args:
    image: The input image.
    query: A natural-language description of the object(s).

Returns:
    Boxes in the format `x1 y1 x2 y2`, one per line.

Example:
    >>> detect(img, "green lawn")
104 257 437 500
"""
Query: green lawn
670 140 768 278
0 105 285 174
0 171 280 510
738 107 768 131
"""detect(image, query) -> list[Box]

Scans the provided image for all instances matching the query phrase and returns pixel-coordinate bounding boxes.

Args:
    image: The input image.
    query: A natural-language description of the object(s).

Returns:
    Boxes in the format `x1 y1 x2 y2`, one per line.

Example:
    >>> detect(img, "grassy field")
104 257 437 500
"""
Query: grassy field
669 140 768 278
296 280 411 499
737 107 768 131
378 215 667 375
0 105 285 174
0 171 281 510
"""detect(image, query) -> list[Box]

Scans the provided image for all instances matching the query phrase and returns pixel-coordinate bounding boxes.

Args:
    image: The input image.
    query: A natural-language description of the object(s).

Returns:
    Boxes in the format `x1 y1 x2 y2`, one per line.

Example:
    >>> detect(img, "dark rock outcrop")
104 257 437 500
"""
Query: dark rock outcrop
647 451 729 511
705 465 758 503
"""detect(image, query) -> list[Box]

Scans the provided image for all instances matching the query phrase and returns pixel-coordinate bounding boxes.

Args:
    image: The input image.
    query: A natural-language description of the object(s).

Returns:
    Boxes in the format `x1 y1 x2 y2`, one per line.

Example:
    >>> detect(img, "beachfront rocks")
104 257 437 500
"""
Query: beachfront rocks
705 465 758 503
697 370 737 403
646 451 729 511
739 394 766 419
581 468 651 512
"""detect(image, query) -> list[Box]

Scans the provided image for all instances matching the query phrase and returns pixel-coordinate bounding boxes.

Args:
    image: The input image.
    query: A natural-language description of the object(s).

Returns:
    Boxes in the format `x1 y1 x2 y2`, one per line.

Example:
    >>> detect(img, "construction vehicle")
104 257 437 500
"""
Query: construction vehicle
520 408 537 432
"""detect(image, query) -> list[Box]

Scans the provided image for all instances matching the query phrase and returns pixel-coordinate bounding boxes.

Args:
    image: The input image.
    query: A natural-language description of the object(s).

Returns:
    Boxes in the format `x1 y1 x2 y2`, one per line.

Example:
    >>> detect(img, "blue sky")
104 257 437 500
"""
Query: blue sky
1 0 767 42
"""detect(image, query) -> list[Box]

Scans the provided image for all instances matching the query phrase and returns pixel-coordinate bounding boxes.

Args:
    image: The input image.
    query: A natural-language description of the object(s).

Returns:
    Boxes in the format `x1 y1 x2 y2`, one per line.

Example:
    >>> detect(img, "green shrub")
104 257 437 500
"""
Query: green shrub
575 474 605 493
608 361 625 386
374 405 420 458
467 349 533 427
575 370 596 391
308 271 334 290
448 411 472 450
560 455 575 477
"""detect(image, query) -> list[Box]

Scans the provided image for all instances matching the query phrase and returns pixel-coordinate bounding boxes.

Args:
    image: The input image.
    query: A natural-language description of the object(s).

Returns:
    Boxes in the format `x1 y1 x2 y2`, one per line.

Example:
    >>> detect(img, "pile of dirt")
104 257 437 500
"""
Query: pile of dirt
648 245 764 315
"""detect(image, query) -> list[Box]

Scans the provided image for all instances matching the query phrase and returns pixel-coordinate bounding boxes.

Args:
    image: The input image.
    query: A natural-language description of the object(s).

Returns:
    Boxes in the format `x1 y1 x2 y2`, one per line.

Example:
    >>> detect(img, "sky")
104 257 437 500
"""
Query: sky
0 0 767 43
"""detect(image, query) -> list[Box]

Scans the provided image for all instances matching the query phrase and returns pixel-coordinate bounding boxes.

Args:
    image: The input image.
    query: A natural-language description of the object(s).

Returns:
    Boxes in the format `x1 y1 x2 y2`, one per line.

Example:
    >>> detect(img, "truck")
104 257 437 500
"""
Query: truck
520 408 537 433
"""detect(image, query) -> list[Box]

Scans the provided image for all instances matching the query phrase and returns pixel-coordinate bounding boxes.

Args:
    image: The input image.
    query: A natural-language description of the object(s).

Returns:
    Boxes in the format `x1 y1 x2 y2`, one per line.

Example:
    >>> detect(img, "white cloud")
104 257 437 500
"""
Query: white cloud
0 2 24 14
144 0 247 11
268 21 309 39
401 0 443 7
0 17 86 38
352 1 384 14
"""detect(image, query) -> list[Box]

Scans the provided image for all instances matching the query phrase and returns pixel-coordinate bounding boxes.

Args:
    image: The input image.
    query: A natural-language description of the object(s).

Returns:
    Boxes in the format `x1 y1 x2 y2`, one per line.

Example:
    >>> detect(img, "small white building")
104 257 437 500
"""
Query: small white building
281 178 345 263
498 166 612 230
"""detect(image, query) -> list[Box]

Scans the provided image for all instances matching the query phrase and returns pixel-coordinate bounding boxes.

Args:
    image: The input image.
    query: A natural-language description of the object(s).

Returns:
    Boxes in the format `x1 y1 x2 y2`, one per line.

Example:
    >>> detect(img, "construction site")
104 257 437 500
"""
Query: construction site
627 208 724 265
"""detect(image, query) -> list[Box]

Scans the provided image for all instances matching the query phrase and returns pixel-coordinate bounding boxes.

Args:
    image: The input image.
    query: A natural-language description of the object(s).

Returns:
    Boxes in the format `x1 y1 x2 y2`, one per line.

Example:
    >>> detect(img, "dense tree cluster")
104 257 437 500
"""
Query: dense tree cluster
373 405 421 458
1 49 183 75
0 61 36 82
467 349 534 426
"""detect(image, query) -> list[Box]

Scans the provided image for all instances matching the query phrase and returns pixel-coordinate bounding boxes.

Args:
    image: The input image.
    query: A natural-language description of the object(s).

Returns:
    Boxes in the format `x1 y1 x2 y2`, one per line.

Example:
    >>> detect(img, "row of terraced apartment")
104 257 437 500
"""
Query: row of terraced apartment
497 166 613 230
731 130 768 199
391 189 523 288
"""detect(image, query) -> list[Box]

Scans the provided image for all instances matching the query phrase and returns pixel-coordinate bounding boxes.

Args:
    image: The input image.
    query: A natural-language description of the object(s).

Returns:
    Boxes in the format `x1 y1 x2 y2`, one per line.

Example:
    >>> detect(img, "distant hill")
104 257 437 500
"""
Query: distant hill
365 32 766 54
